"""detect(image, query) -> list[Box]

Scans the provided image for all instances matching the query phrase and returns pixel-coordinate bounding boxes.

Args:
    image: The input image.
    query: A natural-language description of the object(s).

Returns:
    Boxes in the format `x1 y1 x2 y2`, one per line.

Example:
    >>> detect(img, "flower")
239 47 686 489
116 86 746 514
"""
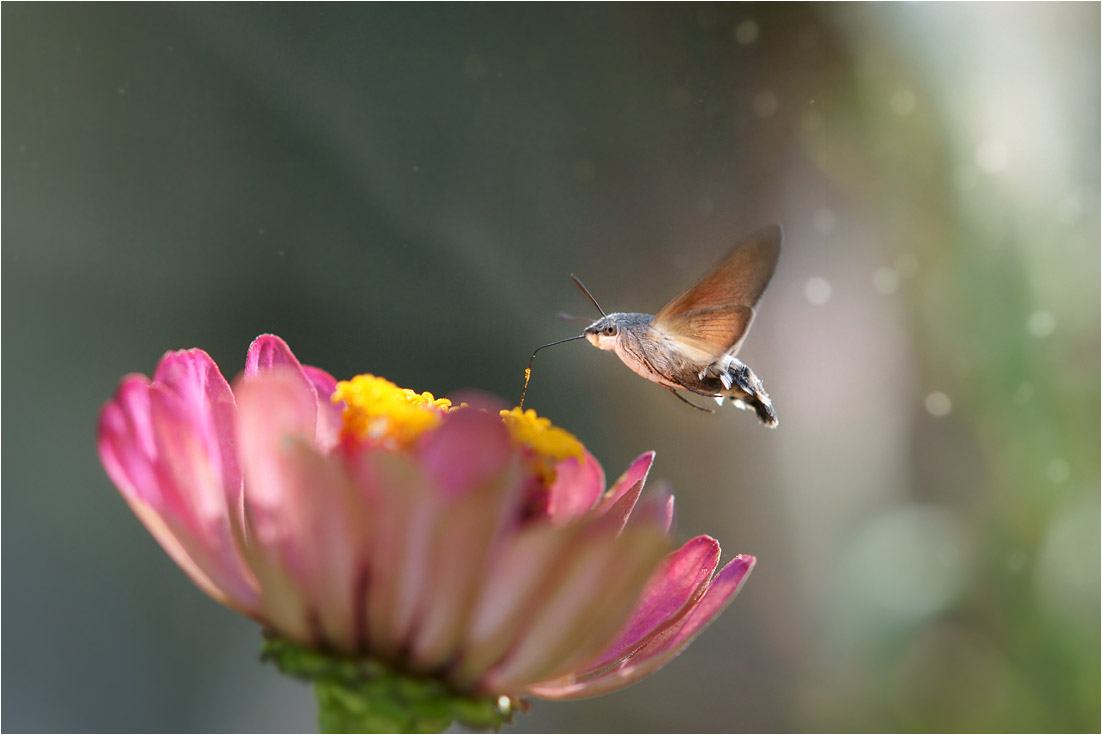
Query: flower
97 334 755 730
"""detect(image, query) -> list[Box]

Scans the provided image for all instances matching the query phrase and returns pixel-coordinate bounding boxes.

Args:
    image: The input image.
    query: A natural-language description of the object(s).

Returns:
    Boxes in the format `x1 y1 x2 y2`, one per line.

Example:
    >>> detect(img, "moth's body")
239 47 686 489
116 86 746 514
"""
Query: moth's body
584 311 778 426
520 224 782 427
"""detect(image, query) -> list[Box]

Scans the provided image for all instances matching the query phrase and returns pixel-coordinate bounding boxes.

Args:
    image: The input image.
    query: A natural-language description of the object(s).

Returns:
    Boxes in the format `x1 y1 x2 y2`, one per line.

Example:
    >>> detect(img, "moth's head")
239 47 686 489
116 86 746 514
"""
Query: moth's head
584 315 623 350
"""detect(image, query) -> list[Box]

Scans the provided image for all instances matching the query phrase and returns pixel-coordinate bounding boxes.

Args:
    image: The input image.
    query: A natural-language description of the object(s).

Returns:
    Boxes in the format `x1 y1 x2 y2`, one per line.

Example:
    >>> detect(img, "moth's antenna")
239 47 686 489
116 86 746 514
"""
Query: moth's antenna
519 335 586 409
570 274 607 317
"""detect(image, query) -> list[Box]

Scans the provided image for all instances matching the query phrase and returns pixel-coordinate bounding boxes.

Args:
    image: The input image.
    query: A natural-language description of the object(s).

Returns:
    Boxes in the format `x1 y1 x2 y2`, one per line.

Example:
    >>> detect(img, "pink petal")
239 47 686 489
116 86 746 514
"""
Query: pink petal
603 479 645 534
566 536 720 676
235 368 318 519
407 467 524 669
264 441 366 653
145 384 255 602
622 491 675 536
100 389 234 609
399 409 524 666
418 407 514 498
597 452 655 514
528 554 755 700
660 491 675 534
244 334 304 378
153 349 243 516
356 452 427 658
303 365 343 451
546 450 605 522
451 524 574 687
99 376 161 506
243 335 324 447
235 371 369 652
481 521 669 693
97 355 259 614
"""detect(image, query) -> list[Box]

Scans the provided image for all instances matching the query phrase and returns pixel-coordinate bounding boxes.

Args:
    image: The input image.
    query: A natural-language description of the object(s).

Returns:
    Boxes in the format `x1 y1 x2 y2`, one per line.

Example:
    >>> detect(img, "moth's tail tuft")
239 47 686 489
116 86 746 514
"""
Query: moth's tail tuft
727 362 779 428
752 396 779 428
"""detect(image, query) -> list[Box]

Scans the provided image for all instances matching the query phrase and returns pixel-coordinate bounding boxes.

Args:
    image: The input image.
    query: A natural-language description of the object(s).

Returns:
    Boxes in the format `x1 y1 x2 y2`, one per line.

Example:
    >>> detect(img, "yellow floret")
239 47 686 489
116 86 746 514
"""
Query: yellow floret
499 407 585 465
334 374 452 446
331 376 586 472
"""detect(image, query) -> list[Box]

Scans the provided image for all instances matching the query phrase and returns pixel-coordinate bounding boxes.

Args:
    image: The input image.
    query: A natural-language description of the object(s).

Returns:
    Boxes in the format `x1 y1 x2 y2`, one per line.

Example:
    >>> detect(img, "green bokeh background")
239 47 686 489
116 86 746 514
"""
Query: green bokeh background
4 4 1098 732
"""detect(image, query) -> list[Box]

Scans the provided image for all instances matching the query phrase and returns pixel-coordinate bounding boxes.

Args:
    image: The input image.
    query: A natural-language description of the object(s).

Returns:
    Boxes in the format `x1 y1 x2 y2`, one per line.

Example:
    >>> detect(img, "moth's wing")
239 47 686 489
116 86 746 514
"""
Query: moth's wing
657 304 757 357
652 225 781 356
655 225 782 318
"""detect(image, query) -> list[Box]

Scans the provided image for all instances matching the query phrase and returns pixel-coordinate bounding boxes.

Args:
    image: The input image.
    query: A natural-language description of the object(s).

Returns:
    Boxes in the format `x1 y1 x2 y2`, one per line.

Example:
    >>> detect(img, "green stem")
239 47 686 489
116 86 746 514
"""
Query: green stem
260 633 521 734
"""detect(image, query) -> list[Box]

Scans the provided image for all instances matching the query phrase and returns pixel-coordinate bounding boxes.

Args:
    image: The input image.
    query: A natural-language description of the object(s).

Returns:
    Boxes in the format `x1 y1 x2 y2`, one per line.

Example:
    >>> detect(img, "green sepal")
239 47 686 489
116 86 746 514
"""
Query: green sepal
260 632 523 733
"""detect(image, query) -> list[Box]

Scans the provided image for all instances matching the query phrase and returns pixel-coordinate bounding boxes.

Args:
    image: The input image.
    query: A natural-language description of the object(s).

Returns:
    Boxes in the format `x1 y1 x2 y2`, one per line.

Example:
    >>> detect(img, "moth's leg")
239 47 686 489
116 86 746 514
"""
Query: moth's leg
667 387 715 413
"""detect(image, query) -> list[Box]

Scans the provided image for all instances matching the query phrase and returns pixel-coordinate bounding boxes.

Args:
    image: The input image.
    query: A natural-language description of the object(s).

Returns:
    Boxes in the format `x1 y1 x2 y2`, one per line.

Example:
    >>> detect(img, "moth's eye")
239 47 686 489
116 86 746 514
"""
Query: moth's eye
605 326 617 336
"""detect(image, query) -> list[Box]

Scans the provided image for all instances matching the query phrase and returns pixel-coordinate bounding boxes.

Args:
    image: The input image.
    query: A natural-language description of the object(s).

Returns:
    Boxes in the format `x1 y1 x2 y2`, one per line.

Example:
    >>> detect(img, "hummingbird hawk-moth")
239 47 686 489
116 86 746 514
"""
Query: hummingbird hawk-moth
520 224 781 427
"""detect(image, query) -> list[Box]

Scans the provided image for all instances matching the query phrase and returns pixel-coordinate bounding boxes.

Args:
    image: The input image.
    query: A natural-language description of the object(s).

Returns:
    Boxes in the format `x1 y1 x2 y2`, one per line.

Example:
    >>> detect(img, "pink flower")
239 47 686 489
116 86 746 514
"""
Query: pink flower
97 334 754 710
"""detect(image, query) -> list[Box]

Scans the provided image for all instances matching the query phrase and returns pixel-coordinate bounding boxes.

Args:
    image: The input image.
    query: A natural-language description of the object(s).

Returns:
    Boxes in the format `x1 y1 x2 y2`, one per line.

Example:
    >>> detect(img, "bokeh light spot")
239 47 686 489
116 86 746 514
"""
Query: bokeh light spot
924 391 952 417
804 276 832 305
1026 310 1056 337
848 505 971 621
1046 458 1069 484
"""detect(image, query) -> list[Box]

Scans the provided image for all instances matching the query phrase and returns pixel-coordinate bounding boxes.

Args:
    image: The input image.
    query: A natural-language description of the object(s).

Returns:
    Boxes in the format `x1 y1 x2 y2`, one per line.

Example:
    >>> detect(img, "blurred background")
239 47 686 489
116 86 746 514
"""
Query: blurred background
4 4 1098 732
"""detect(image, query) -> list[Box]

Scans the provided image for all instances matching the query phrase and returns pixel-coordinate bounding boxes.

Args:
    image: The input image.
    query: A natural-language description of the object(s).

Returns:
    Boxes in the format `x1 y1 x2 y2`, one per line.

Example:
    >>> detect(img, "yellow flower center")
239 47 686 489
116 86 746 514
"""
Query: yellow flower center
331 376 586 478
334 374 452 446
499 407 585 467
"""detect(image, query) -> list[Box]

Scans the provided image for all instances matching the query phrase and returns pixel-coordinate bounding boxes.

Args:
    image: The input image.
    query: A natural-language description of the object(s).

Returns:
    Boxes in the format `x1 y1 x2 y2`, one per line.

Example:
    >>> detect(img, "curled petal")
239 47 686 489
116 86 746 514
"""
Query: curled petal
147 382 254 603
568 536 720 677
244 334 305 378
152 350 243 521
244 335 327 447
154 349 240 456
99 376 160 506
597 452 655 514
97 352 258 613
528 554 755 700
604 479 645 534
100 389 233 608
